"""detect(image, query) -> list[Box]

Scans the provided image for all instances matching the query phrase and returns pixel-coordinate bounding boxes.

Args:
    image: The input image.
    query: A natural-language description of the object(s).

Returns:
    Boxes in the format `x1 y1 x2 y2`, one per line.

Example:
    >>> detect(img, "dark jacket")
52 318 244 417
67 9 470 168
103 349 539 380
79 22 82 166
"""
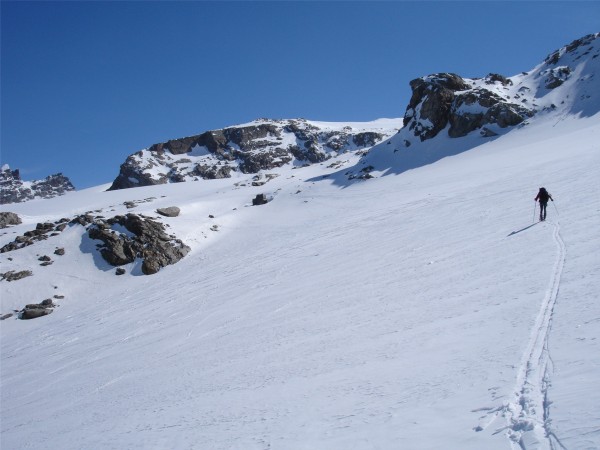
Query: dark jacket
535 188 553 203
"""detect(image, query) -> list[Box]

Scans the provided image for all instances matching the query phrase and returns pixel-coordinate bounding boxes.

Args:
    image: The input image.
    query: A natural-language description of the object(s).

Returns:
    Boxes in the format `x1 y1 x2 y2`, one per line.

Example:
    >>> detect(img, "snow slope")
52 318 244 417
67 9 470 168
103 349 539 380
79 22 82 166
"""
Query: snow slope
1 110 599 449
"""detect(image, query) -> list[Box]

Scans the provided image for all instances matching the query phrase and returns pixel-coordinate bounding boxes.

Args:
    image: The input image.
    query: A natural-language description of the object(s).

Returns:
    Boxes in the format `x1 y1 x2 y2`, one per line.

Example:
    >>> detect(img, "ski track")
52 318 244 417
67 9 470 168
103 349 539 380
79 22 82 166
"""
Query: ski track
504 219 567 450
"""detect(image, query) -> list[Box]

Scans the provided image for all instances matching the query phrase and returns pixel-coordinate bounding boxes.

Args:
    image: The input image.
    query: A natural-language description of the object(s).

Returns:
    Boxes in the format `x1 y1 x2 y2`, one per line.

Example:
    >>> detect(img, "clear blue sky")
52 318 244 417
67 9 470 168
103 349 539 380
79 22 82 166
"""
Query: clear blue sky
1 1 598 188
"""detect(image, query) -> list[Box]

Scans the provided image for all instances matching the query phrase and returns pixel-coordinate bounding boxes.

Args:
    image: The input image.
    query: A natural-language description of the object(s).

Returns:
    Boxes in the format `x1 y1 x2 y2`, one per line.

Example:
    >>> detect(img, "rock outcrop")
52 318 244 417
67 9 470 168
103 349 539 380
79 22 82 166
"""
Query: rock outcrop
108 119 398 190
0 165 75 205
86 213 190 275
403 73 535 142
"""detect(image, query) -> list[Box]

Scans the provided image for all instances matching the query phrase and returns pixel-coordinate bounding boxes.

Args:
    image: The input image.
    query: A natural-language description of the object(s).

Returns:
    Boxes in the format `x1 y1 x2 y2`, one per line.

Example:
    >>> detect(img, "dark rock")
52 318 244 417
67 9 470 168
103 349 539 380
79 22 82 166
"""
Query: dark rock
544 66 572 89
193 164 233 180
54 248 65 256
38 255 52 262
404 72 535 141
1 270 33 282
87 213 190 275
0 212 21 228
115 268 126 275
252 194 269 206
156 207 181 217
404 73 471 140
1 313 13 320
485 73 512 86
40 261 54 266
20 308 53 320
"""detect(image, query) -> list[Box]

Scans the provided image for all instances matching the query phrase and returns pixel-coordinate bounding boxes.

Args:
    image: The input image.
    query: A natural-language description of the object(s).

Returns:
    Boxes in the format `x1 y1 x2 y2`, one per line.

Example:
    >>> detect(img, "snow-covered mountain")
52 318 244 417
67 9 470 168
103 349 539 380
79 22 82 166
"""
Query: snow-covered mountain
1 34 599 450
0 165 75 205
108 118 401 190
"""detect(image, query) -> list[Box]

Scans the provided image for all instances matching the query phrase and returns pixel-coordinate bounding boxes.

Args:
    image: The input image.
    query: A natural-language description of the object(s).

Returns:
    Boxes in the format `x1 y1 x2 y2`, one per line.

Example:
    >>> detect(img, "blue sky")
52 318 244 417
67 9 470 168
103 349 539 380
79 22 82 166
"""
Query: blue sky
1 1 599 188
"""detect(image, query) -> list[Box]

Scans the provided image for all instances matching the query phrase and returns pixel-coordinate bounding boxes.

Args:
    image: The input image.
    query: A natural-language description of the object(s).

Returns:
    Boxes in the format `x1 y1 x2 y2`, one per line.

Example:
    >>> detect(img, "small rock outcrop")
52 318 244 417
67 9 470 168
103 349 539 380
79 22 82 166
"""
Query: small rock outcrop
0 165 75 205
86 213 190 275
0 212 21 228
19 299 57 320
0 220 69 253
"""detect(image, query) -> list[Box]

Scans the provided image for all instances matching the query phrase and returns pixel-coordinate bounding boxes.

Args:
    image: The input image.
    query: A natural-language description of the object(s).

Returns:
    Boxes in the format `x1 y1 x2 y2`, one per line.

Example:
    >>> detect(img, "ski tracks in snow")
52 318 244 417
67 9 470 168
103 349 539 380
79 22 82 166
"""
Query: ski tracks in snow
477 221 567 449
503 220 567 449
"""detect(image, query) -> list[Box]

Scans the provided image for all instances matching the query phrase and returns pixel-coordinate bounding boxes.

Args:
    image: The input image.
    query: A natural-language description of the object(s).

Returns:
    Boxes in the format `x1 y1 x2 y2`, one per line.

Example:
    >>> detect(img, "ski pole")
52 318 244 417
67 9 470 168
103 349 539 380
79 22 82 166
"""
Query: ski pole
533 201 537 223
552 200 559 217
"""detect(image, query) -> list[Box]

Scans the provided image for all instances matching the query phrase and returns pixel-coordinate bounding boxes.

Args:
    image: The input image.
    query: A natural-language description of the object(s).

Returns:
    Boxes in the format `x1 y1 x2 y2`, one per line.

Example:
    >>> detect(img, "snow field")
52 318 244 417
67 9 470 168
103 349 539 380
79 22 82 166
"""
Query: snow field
1 115 599 449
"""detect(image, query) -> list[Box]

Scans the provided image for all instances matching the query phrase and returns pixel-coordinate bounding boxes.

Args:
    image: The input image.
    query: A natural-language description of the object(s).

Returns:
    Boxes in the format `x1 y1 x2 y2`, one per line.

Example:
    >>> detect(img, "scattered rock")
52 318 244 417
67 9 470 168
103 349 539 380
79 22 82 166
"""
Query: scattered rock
156 206 181 217
54 248 65 256
38 255 52 262
1 313 13 320
115 268 126 275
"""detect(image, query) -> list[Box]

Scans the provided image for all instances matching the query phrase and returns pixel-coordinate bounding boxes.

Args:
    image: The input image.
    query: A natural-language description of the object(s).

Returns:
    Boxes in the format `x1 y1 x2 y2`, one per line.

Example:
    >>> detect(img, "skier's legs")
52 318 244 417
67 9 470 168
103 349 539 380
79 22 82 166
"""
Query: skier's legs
540 202 547 220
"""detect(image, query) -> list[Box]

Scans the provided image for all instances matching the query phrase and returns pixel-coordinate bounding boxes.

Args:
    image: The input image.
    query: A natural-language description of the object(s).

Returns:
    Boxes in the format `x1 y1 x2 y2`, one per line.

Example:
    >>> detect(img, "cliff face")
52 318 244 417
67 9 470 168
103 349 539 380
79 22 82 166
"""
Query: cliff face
108 118 400 190
0 166 75 205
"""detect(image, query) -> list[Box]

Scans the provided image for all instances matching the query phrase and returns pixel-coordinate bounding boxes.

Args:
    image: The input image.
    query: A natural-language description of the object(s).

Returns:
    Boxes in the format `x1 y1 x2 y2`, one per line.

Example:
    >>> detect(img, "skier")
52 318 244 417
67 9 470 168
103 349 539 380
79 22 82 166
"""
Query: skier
534 187 553 221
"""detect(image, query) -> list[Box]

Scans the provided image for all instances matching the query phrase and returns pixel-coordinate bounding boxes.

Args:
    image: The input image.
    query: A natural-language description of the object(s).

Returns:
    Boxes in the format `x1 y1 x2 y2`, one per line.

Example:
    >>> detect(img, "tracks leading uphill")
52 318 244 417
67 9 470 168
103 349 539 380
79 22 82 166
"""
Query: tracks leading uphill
505 221 567 449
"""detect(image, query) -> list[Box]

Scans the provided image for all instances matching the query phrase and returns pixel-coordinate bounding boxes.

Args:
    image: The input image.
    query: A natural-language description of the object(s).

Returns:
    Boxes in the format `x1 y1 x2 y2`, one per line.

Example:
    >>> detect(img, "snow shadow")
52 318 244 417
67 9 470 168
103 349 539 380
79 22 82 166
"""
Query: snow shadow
308 128 503 188
79 232 114 272
507 223 538 237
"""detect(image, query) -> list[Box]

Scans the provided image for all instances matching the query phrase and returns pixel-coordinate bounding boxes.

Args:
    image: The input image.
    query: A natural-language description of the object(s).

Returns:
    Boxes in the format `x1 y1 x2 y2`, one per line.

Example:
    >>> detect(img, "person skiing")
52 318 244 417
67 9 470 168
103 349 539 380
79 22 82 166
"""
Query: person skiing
535 187 553 221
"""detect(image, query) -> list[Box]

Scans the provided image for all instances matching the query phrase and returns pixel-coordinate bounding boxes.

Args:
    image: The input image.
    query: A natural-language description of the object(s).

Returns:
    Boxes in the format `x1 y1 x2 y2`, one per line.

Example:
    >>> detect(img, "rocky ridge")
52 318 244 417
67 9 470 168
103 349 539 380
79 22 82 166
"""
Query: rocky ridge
108 118 399 190
0 165 75 205
400 33 599 144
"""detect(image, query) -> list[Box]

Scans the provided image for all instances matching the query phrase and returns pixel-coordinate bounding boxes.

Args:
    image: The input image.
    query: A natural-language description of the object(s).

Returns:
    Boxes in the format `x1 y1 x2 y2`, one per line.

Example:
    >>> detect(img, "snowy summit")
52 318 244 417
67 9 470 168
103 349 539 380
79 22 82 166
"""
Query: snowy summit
1 33 600 450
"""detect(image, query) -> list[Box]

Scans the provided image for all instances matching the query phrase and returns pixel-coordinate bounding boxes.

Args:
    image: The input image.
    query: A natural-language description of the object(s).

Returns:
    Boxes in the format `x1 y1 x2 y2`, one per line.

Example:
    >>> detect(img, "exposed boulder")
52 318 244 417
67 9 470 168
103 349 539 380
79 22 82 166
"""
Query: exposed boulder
19 299 57 320
252 194 269 206
0 212 21 228
156 207 181 217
